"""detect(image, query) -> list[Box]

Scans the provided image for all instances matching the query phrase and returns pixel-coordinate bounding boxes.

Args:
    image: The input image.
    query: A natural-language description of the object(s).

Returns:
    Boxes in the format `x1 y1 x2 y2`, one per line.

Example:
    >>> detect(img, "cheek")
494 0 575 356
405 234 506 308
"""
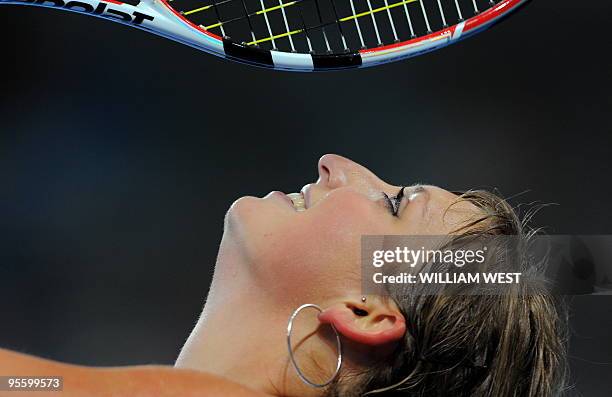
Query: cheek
250 194 388 302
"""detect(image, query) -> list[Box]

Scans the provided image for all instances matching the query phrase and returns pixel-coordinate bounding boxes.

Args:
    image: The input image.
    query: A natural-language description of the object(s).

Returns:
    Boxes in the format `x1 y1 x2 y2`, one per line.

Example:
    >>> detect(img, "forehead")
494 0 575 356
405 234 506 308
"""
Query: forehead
419 185 482 234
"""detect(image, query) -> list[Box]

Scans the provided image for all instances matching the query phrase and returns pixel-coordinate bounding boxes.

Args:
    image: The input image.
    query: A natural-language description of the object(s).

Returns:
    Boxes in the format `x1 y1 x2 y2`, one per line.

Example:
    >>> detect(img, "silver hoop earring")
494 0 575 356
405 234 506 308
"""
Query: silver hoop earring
286 304 342 388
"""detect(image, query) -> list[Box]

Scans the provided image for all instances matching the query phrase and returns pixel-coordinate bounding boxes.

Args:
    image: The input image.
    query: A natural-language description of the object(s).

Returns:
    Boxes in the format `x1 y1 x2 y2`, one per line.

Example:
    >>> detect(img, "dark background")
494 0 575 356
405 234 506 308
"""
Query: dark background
1 1 611 395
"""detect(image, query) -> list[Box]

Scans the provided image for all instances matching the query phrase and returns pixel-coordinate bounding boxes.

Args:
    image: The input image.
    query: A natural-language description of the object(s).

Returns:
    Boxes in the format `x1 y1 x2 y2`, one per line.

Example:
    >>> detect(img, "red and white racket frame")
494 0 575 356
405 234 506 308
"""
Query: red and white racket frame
1 0 529 70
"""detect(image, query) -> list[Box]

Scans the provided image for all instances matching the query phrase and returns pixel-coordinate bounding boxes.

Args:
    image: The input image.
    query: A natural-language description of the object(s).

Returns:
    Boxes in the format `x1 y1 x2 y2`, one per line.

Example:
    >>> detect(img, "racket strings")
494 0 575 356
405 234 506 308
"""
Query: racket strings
279 0 297 51
239 0 257 42
328 0 350 51
172 0 500 54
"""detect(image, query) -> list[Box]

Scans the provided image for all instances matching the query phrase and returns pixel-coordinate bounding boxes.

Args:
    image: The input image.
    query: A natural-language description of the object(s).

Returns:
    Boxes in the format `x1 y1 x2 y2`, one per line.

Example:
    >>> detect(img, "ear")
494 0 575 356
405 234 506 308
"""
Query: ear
318 297 406 346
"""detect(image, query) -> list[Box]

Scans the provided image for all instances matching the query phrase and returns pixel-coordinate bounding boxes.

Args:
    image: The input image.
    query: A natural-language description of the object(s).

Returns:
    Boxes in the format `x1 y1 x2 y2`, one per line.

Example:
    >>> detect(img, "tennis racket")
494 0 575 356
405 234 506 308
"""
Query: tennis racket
2 0 529 70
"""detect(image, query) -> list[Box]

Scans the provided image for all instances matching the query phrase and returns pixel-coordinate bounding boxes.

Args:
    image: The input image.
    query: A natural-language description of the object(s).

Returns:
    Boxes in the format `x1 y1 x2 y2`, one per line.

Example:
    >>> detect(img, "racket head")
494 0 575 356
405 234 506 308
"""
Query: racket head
163 0 530 70
1 0 529 70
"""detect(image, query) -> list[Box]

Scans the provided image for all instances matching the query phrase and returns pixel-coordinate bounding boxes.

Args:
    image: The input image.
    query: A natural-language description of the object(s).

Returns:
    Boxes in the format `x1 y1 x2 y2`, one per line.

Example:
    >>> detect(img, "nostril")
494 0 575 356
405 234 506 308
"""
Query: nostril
321 164 330 179
318 162 331 183
318 154 350 188
318 154 338 184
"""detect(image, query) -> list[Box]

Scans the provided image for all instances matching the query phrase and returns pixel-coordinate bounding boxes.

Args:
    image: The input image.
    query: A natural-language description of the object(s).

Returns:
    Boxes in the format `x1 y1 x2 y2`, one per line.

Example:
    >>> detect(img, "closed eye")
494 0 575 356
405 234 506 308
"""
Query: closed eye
382 187 405 217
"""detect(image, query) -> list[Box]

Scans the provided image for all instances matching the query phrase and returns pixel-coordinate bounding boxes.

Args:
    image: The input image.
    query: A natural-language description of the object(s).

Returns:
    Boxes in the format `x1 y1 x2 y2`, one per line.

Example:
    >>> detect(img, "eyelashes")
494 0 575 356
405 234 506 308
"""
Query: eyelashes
382 186 405 217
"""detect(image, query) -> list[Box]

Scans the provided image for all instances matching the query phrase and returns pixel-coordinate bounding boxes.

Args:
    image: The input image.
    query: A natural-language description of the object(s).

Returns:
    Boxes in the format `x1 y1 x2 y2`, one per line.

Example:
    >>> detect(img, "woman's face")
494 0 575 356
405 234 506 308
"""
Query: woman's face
222 154 479 304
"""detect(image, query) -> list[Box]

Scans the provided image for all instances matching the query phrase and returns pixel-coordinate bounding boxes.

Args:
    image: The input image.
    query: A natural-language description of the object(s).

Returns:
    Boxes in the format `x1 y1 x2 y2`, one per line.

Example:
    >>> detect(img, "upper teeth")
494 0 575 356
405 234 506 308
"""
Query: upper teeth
287 193 306 212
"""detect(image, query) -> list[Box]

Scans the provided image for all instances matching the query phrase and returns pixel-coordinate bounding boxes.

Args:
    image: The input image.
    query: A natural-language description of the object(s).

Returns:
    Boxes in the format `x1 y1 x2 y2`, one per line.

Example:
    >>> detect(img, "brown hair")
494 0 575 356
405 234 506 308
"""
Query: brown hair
326 190 569 397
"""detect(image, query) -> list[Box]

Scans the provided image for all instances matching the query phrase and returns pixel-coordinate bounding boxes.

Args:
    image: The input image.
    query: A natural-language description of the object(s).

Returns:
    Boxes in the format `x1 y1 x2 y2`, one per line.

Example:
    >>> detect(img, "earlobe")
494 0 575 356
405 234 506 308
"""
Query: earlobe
318 302 406 346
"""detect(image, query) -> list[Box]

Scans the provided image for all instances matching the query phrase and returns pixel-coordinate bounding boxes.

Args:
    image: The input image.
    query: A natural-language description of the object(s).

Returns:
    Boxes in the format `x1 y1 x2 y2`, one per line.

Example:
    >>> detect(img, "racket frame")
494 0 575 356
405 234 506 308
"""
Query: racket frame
0 0 530 71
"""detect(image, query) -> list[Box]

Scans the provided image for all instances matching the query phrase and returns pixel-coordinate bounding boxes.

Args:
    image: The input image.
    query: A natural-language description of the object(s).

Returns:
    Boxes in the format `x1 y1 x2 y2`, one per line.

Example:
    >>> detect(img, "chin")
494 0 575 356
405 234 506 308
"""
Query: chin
224 195 259 230
222 195 284 255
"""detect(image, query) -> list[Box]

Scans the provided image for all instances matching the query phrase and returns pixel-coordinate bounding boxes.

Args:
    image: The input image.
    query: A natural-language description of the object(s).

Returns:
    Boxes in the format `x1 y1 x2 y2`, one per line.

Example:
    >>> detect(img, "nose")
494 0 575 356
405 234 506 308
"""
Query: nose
317 154 352 189
317 153 398 195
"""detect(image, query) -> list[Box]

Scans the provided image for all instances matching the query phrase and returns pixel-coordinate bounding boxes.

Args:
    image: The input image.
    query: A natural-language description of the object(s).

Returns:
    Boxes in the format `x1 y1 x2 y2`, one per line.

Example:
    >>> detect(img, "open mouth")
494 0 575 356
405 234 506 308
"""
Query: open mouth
287 192 306 212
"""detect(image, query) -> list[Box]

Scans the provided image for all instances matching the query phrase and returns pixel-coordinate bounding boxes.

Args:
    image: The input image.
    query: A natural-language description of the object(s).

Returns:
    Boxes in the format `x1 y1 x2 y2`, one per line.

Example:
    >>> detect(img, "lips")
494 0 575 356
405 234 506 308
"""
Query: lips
286 192 306 212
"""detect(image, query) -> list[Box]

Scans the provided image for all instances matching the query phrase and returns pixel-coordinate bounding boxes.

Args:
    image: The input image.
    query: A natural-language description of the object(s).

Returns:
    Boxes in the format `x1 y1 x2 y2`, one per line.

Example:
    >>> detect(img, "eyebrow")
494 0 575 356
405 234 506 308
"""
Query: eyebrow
411 184 426 195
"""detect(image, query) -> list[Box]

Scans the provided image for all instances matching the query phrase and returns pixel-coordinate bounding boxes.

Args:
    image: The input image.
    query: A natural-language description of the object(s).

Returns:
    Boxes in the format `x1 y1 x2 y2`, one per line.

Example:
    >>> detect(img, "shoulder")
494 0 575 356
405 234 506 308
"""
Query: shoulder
109 365 267 397
0 348 266 397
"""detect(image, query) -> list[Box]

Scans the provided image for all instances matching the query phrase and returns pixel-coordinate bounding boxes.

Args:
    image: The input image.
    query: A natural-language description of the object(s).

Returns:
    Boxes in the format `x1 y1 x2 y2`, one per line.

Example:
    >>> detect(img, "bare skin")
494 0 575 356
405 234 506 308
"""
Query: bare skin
0 348 264 397
176 154 480 397
1 154 481 396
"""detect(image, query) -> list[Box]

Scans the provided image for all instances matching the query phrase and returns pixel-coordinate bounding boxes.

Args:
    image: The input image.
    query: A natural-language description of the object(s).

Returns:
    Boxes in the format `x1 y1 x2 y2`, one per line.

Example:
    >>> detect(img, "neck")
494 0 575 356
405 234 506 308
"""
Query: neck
176 236 330 397
175 236 321 397
176 290 322 396
176 306 279 395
